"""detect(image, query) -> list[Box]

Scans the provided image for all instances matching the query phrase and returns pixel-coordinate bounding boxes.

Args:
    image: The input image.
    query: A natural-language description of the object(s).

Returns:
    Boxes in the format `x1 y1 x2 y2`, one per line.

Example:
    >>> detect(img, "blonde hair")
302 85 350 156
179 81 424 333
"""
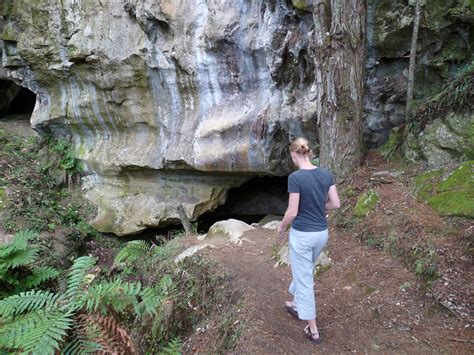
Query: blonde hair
290 137 311 156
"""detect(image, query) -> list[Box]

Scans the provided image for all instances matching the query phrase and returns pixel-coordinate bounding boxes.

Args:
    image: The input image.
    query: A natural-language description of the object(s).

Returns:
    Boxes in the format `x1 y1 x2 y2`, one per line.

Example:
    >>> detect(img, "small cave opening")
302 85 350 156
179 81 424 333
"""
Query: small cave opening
127 176 289 242
0 79 36 119
197 176 288 232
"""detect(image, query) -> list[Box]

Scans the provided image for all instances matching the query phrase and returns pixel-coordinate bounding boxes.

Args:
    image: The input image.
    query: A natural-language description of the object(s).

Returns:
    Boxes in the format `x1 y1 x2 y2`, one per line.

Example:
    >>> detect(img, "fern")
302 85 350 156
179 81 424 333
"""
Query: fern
64 314 136 354
81 278 141 315
0 290 61 318
0 309 73 354
2 230 36 254
23 266 60 289
141 275 175 316
0 256 139 354
65 256 96 300
114 240 152 264
0 230 58 298
160 337 182 355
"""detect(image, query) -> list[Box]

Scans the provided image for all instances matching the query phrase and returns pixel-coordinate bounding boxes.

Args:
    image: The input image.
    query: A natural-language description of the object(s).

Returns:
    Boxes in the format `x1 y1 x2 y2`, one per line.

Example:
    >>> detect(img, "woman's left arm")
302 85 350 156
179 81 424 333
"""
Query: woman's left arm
277 192 300 238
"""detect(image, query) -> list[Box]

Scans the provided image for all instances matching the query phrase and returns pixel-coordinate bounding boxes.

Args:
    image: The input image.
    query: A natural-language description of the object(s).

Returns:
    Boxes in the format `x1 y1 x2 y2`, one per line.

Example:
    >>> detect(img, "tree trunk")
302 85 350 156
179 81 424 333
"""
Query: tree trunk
311 0 367 177
406 0 421 120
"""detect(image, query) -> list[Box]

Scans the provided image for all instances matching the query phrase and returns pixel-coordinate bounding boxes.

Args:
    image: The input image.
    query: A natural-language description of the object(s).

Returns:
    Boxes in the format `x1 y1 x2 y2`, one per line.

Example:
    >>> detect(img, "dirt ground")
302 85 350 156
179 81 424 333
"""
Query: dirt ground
181 225 472 354
182 154 473 354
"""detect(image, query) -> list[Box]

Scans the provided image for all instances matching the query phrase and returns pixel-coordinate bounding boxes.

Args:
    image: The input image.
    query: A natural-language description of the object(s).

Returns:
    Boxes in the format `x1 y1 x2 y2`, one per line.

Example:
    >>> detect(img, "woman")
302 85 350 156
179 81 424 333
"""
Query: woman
277 137 340 344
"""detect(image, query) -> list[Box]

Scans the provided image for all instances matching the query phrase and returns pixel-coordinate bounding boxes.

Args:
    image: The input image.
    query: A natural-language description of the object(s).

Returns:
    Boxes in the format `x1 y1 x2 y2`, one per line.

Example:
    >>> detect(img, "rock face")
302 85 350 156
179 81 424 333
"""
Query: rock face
365 0 473 147
1 0 319 235
417 113 474 168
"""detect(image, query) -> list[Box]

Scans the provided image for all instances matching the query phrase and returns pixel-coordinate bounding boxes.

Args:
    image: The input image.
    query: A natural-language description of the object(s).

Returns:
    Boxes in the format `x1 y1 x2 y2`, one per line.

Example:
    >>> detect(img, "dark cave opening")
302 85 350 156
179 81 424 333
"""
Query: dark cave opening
196 176 288 232
133 176 289 240
0 80 36 118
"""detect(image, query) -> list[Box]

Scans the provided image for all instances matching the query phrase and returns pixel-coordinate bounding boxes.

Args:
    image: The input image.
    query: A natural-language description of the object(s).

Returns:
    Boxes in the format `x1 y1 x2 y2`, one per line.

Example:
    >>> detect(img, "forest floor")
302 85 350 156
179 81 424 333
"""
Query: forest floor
179 153 473 354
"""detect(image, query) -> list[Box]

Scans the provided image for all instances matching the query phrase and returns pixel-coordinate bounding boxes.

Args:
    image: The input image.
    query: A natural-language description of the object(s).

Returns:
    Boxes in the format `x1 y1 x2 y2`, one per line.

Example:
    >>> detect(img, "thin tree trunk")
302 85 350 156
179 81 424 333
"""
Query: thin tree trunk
406 0 421 120
311 0 367 177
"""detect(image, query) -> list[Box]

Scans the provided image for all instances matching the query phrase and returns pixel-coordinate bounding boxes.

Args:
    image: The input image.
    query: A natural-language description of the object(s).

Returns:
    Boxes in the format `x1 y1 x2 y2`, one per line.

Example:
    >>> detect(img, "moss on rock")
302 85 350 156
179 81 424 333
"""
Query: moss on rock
354 189 379 217
415 161 474 217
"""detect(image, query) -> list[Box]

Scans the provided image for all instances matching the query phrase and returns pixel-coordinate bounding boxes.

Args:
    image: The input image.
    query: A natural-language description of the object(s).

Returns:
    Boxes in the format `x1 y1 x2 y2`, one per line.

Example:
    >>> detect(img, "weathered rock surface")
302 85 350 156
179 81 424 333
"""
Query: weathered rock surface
418 113 474 168
273 244 332 270
174 244 214 264
1 0 318 235
199 218 254 245
365 0 473 147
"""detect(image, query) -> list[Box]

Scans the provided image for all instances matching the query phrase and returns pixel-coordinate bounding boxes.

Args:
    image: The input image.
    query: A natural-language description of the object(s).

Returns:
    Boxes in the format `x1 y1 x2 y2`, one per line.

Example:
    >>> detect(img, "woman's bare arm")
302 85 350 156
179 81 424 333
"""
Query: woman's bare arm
325 185 340 210
277 193 300 237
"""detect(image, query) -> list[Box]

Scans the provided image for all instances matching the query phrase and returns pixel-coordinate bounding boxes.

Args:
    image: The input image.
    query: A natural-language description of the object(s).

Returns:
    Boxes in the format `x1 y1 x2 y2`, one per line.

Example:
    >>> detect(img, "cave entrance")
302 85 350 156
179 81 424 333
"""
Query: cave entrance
0 79 36 119
197 176 288 232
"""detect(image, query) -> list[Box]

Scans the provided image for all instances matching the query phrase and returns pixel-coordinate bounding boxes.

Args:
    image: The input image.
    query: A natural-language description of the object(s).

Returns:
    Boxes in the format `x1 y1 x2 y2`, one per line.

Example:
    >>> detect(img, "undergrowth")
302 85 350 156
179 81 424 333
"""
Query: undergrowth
113 239 236 353
0 132 94 234
412 60 474 132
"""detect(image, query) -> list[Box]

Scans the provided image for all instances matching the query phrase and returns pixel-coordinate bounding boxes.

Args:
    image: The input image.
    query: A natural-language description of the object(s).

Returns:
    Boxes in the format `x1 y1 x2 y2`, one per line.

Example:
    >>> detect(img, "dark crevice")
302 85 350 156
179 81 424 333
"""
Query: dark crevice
197 176 288 232
0 80 36 118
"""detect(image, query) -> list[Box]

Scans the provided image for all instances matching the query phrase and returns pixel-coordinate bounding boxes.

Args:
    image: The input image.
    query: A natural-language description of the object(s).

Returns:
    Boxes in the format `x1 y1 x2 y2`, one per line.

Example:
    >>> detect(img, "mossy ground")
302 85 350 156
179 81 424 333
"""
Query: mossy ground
354 189 379 217
415 161 474 217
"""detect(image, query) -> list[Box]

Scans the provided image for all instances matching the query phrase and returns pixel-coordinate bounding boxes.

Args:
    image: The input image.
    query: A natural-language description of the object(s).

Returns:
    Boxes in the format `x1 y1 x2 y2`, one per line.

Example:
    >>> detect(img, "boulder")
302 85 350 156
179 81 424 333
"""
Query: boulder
199 219 254 245
174 244 214 263
259 214 283 226
273 244 332 271
419 113 474 168
262 220 281 230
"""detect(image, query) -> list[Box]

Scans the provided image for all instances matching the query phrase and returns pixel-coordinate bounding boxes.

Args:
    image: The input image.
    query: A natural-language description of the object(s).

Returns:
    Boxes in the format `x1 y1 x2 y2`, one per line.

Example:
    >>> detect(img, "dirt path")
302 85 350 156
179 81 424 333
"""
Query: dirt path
183 225 472 354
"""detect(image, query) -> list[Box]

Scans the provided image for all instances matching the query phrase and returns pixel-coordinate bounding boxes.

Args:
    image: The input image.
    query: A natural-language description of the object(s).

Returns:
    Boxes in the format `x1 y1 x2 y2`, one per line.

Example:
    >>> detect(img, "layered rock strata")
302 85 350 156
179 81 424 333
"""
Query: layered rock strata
1 0 318 235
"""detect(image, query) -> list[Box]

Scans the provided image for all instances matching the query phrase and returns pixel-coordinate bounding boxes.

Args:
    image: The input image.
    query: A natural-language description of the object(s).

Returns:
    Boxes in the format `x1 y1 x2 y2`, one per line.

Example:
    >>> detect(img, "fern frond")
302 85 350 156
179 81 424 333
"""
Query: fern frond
22 266 59 289
81 279 141 315
0 290 61 318
1 247 39 269
160 337 182 355
0 230 37 258
74 314 136 354
65 256 96 300
114 240 152 265
62 314 102 354
0 309 73 354
140 275 175 316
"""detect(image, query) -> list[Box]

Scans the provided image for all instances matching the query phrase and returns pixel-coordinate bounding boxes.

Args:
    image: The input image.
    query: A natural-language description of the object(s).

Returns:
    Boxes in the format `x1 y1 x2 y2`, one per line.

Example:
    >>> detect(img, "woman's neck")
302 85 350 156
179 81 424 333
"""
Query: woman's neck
297 159 316 170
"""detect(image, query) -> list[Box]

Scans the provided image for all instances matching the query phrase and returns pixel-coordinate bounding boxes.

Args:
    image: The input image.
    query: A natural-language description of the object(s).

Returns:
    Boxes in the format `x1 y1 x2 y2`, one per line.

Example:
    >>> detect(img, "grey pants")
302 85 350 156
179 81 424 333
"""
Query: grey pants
289 227 329 320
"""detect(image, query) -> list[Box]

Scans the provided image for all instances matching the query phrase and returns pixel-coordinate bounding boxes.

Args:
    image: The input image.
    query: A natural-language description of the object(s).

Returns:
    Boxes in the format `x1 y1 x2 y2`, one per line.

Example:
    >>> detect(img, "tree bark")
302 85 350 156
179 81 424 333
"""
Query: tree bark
406 0 421 120
311 0 367 177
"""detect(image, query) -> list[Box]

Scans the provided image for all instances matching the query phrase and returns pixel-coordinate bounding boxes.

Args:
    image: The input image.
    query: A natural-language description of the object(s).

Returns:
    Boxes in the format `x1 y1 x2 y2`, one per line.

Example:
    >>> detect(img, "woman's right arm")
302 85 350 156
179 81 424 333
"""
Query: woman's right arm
325 185 340 210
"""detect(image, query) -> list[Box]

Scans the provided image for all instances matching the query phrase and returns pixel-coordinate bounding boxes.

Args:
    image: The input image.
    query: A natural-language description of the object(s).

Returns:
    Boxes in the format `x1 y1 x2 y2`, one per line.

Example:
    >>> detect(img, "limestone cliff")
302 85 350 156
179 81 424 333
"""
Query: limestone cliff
1 0 318 235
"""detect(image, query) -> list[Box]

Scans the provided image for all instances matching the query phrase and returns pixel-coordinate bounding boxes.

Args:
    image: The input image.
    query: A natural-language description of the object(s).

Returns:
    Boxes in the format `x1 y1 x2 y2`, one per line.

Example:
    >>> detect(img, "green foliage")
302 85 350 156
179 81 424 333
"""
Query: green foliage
412 243 439 281
48 138 82 173
379 129 404 161
0 230 59 298
1 132 94 234
112 240 233 352
114 240 152 264
159 337 182 355
0 255 145 354
415 60 474 129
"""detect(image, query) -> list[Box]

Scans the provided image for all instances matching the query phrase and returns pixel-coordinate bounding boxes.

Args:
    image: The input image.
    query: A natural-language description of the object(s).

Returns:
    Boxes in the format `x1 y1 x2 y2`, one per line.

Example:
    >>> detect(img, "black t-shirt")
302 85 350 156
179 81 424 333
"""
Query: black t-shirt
287 167 334 232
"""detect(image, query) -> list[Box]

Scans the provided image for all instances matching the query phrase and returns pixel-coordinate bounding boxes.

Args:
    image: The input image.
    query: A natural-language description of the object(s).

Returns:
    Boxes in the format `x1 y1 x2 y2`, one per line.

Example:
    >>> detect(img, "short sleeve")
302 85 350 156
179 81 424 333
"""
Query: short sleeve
288 174 300 193
326 170 334 186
